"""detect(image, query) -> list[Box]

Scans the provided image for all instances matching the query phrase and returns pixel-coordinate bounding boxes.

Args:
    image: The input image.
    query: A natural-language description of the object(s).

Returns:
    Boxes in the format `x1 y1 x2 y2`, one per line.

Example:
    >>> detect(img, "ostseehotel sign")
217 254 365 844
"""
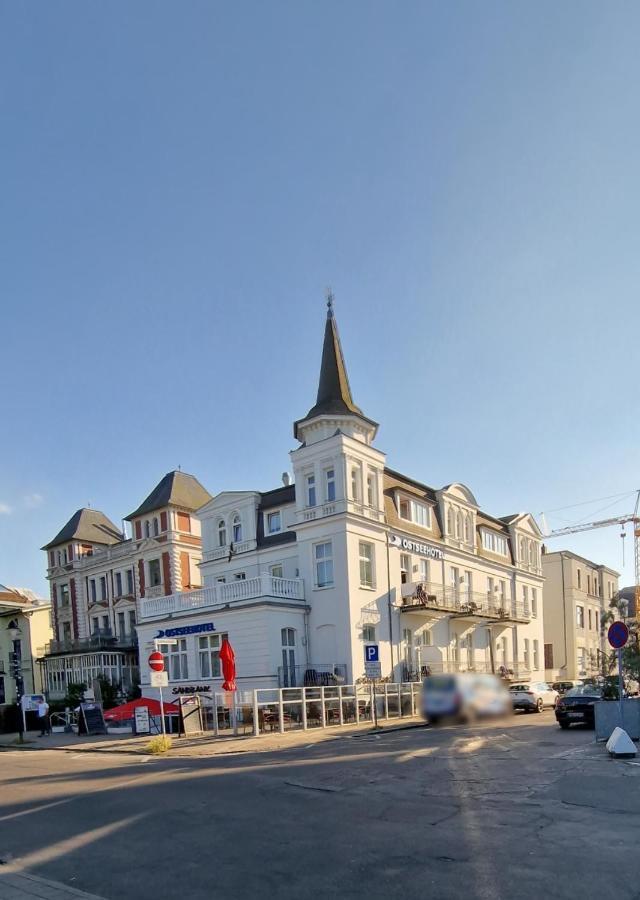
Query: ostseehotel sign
388 533 444 560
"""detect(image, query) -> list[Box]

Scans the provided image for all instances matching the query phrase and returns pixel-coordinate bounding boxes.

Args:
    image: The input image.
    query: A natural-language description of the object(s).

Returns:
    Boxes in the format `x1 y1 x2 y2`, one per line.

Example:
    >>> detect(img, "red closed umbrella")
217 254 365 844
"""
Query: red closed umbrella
220 637 237 691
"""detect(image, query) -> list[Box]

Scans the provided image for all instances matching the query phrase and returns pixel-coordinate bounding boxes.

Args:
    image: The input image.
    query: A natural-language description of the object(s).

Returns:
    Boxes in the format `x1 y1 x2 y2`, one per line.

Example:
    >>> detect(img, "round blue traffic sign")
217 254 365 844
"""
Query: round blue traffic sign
608 620 629 649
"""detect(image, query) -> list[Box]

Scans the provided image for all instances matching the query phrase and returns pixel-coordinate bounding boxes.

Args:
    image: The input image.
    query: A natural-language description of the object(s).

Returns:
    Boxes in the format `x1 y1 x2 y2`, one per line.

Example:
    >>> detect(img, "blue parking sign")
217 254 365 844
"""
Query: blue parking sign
364 644 379 663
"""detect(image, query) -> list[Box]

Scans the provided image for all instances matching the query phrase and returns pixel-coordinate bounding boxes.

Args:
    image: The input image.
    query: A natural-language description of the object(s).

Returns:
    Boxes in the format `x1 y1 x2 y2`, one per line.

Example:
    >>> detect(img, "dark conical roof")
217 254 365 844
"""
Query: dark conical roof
124 471 212 521
42 508 123 550
294 298 377 439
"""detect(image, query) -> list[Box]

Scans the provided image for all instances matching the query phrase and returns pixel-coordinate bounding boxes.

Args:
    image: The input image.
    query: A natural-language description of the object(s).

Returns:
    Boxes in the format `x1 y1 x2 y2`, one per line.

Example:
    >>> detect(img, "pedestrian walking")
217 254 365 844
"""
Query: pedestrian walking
37 698 50 735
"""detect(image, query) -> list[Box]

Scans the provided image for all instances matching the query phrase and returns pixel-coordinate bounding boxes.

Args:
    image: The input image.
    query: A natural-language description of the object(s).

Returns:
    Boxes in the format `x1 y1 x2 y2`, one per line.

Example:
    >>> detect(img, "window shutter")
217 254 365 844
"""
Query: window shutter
135 521 142 540
160 511 168 532
162 552 172 596
180 552 190 589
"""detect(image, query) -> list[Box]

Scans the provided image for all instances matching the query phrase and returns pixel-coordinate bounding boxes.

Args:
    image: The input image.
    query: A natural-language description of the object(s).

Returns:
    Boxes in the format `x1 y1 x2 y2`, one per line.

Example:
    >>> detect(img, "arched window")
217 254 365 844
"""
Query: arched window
232 514 242 543
217 519 226 547
446 507 454 535
456 511 462 539
519 537 525 562
144 520 150 538
463 514 470 543
153 518 159 537
528 541 535 564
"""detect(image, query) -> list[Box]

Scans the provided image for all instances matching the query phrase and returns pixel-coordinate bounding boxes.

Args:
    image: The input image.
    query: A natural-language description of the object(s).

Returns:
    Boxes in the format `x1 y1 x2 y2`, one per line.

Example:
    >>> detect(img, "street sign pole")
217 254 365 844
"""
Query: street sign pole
149 649 168 738
607 621 629 727
159 684 166 738
618 647 624 723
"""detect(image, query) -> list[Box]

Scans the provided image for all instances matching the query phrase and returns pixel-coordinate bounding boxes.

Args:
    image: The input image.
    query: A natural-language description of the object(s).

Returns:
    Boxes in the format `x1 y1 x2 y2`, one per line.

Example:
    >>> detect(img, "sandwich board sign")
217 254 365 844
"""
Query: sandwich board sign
78 701 107 735
179 695 204 736
134 706 151 735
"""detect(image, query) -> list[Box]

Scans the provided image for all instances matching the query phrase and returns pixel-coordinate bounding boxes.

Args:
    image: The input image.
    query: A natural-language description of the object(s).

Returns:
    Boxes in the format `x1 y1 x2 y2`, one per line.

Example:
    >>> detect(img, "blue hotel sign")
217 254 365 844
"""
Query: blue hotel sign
155 622 215 639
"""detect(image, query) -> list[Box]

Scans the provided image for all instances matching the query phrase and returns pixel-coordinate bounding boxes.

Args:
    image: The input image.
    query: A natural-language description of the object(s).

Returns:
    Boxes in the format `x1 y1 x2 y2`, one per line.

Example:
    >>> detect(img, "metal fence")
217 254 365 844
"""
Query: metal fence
190 682 422 737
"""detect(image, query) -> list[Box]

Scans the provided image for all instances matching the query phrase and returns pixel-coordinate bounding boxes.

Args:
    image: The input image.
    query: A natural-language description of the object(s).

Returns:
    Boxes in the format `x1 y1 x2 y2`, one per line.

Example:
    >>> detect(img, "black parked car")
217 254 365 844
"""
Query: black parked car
555 684 603 729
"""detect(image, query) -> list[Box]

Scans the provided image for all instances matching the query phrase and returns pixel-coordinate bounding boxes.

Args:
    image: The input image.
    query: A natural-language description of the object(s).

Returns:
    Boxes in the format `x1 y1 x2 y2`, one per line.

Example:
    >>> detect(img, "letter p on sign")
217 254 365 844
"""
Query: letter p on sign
365 644 379 663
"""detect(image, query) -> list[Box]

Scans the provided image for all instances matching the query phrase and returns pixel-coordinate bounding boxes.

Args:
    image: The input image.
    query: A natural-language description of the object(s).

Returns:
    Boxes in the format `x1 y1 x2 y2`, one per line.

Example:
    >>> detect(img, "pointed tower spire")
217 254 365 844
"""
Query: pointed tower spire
294 294 378 442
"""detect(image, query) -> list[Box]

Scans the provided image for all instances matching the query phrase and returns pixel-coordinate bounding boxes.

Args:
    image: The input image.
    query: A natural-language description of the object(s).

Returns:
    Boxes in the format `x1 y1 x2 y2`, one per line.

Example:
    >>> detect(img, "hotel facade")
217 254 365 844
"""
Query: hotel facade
41 471 211 699
136 302 546 699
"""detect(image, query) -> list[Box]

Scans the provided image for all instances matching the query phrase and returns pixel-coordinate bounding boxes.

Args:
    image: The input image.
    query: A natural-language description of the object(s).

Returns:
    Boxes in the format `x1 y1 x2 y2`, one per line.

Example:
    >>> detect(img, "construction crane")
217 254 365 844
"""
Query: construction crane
542 490 640 618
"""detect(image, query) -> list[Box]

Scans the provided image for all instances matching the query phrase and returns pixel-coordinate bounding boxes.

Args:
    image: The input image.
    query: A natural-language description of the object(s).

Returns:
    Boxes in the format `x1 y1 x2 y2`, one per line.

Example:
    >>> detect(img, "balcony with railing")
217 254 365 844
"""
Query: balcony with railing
44 628 138 656
140 574 305 620
202 539 257 562
402 659 532 680
296 499 385 525
400 582 531 623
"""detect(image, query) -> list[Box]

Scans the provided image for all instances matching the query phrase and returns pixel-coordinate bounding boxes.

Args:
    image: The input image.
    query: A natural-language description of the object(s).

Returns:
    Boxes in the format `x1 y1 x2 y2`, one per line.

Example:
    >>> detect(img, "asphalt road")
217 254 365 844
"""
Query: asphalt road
1 712 639 900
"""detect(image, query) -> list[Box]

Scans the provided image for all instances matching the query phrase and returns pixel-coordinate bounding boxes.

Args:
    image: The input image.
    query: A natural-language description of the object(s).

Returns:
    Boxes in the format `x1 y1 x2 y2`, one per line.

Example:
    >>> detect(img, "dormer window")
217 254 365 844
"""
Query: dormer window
463 514 471 543
218 519 227 547
267 511 282 534
481 529 508 556
398 496 431 528
153 518 159 537
144 520 150 538
232 514 242 543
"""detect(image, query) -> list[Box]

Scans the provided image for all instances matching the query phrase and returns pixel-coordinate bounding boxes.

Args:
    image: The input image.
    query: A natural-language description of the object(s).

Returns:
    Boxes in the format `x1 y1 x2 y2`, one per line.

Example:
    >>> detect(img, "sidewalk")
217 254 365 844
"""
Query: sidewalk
0 871 105 899
0 716 425 758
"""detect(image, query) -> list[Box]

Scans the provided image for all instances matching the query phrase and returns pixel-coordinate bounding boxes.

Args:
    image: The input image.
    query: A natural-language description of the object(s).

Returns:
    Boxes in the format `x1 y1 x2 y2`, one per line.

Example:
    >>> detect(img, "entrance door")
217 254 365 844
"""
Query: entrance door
465 634 473 669
281 628 296 687
402 628 414 678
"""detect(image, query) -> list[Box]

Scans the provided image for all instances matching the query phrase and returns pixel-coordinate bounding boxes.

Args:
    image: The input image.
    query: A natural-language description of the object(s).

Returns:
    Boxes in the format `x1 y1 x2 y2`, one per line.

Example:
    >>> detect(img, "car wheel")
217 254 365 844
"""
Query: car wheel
559 720 570 730
536 698 544 713
428 716 440 726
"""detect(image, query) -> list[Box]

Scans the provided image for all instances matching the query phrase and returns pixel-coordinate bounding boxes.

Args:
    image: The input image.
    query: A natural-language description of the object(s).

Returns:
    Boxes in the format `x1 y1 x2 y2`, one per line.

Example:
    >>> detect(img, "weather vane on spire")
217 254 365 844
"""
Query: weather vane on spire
326 287 334 317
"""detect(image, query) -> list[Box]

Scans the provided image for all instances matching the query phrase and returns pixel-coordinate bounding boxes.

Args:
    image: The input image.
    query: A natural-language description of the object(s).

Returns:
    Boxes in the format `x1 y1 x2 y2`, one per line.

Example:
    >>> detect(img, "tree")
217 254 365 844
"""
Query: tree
65 682 87 708
96 674 121 710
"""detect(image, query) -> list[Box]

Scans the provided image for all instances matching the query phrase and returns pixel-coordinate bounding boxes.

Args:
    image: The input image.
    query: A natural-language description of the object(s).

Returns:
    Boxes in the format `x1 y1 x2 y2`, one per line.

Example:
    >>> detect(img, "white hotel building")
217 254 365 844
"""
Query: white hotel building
137 301 545 697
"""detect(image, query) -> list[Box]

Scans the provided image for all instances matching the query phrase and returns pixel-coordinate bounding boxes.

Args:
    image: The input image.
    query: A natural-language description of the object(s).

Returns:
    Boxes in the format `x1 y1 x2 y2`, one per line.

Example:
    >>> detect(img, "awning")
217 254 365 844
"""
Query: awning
104 697 180 721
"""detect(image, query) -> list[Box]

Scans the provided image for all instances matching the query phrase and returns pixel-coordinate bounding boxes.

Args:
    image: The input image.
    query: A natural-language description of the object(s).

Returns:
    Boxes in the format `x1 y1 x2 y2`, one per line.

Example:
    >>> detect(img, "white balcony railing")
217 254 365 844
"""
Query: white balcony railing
202 539 257 562
145 584 165 599
296 499 385 525
140 574 305 620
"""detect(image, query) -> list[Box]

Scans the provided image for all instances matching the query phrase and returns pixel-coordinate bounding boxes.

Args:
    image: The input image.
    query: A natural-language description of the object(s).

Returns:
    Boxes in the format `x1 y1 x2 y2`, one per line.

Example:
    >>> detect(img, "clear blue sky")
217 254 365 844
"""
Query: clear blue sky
2 2 639 597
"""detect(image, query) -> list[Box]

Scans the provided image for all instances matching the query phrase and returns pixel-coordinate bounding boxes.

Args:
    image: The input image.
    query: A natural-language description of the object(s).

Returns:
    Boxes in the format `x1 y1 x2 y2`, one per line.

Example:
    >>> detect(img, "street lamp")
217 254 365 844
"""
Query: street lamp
7 620 24 742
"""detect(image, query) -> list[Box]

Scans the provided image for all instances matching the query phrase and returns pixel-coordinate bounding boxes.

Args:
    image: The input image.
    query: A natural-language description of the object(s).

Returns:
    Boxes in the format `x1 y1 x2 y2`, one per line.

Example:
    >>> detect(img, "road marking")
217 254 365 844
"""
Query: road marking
550 745 597 759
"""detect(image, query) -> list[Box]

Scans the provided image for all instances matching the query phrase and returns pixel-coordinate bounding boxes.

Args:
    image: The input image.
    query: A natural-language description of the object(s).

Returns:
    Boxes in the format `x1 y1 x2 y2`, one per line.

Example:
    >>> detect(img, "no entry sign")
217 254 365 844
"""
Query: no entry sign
608 621 629 650
148 651 165 672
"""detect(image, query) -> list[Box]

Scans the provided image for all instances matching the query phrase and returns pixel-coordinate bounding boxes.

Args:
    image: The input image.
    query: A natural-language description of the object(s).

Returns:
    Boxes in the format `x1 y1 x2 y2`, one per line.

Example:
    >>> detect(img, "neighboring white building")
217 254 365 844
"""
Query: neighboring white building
137 299 546 699
41 471 211 699
541 549 619 682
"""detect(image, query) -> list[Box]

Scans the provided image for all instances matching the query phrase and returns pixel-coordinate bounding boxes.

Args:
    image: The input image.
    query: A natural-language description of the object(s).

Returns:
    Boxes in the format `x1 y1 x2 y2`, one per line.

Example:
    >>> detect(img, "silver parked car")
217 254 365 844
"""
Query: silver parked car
509 681 559 713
